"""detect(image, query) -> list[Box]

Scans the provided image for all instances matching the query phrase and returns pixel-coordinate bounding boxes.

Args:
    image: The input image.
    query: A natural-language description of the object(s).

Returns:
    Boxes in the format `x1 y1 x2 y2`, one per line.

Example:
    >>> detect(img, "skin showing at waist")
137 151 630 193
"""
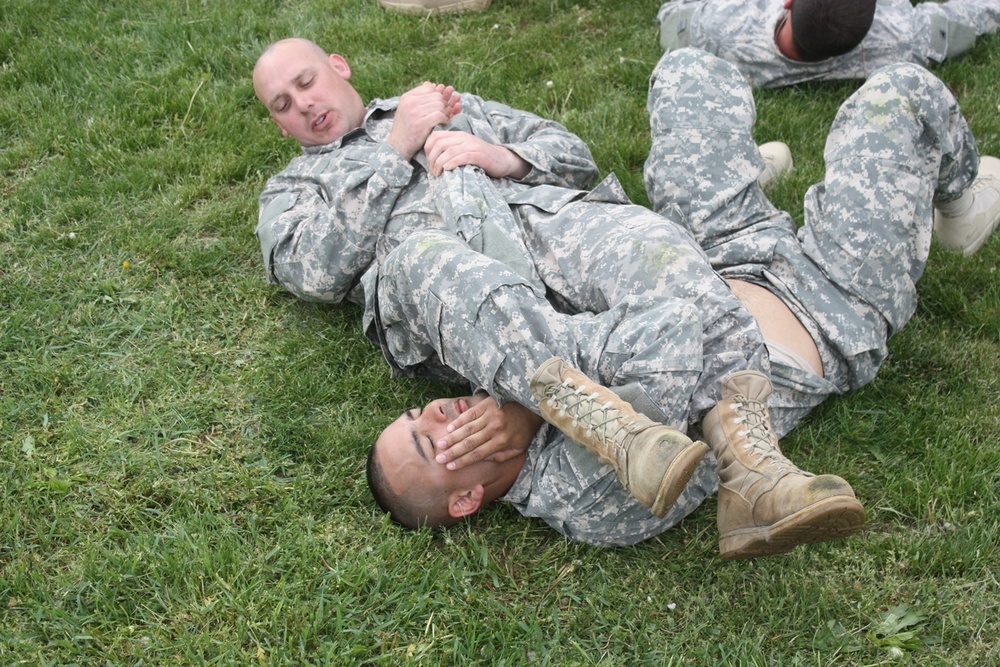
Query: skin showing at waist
727 278 823 377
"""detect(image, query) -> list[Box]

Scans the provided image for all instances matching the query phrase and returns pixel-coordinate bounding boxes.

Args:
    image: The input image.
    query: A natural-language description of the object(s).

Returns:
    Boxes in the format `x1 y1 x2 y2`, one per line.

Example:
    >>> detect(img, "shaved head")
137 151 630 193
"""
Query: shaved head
253 38 327 96
252 37 367 146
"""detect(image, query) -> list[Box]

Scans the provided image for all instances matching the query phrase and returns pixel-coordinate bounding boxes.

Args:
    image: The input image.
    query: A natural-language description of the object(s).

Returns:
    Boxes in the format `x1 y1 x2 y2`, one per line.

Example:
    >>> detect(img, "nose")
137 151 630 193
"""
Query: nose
420 399 449 425
290 91 312 114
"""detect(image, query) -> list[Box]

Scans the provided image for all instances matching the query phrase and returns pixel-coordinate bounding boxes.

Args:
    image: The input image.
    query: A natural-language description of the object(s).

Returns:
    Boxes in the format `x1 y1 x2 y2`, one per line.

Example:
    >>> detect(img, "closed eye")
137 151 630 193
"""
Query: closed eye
405 407 431 463
272 95 290 113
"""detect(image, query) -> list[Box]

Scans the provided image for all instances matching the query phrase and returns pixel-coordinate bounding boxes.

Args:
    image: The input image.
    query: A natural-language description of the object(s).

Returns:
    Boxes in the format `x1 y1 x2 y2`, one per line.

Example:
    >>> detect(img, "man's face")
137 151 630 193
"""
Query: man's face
253 39 367 147
375 395 488 495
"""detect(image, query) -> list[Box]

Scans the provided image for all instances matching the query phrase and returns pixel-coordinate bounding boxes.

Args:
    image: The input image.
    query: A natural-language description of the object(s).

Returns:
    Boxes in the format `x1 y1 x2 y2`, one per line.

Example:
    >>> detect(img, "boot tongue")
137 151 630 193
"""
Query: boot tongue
727 372 771 402
740 399 772 444
735 395 790 471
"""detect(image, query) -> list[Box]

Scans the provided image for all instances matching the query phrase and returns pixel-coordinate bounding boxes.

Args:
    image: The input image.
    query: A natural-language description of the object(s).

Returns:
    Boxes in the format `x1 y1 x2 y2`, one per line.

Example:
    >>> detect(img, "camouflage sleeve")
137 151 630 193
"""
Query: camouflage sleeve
456 93 600 190
256 141 413 303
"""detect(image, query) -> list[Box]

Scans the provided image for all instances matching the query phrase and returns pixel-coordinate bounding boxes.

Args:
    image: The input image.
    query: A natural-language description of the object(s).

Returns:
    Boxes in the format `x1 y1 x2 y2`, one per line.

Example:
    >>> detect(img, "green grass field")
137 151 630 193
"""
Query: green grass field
2 1 998 664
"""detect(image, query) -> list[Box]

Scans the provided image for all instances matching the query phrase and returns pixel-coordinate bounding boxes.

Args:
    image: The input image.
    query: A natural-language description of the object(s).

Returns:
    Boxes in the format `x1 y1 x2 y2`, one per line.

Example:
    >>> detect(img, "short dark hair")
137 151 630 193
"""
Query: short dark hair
366 443 408 525
790 0 877 62
366 441 458 530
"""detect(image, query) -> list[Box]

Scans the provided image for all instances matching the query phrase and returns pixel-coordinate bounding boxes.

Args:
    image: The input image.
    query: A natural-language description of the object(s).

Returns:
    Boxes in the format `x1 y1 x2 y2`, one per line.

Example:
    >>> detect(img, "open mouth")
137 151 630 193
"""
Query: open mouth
312 111 329 130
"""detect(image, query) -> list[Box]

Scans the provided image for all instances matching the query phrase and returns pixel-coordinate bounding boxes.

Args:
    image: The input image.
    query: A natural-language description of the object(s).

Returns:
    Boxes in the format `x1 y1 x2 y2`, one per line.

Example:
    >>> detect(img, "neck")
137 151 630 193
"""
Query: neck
482 451 528 502
774 14 805 61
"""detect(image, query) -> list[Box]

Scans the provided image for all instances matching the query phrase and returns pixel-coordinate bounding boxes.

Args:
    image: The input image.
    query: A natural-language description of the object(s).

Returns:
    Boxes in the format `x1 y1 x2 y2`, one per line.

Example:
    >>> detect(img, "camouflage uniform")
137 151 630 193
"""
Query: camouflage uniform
257 84 769 546
257 89 767 427
375 229 727 545
658 0 1000 88
257 92 598 307
398 49 979 546
645 47 980 442
508 48 980 547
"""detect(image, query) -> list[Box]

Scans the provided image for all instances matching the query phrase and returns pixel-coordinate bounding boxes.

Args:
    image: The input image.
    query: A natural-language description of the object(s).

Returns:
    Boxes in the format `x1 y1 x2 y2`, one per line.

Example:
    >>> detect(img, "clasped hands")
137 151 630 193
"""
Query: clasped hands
386 81 530 179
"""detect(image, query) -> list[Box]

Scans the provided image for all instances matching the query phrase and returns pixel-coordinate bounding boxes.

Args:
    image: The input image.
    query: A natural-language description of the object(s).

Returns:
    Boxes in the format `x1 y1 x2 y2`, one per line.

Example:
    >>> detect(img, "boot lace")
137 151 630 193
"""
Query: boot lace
542 379 627 446
730 395 794 472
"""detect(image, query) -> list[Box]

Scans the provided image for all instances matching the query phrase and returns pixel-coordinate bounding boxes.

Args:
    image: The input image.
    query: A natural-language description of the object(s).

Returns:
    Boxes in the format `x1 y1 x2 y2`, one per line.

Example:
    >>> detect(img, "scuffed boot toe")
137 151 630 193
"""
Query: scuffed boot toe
718 474 865 560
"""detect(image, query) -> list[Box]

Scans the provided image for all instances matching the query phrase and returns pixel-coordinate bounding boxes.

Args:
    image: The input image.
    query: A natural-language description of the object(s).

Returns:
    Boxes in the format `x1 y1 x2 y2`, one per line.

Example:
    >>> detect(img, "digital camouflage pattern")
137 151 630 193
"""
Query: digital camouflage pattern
256 81 767 428
256 48 981 545
366 114 776 546
644 48 979 406
374 228 732 545
257 76 770 545
508 48 981 545
658 0 1000 88
257 91 599 308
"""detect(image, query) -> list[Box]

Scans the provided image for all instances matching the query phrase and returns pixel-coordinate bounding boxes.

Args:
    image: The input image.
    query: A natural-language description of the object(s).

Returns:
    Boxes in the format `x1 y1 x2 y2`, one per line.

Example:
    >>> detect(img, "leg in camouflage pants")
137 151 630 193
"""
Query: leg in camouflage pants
643 47 980 434
374 227 765 433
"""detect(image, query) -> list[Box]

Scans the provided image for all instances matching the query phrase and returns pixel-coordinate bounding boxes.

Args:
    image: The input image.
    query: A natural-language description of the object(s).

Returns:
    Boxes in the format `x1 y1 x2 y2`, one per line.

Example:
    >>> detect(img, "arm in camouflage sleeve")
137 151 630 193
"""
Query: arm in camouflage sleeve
455 92 601 190
257 83 464 303
256 139 413 303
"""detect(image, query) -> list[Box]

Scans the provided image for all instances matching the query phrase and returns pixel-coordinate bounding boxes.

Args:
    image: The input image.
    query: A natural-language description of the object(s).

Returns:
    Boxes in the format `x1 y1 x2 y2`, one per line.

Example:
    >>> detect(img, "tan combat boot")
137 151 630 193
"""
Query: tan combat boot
530 356 709 517
702 370 866 559
379 0 491 14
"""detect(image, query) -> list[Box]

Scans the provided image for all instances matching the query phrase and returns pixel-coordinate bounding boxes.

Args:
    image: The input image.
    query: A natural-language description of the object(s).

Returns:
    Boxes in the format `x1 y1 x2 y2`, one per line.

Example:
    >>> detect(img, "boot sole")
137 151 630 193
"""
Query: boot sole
718 495 866 560
379 0 491 13
649 440 710 517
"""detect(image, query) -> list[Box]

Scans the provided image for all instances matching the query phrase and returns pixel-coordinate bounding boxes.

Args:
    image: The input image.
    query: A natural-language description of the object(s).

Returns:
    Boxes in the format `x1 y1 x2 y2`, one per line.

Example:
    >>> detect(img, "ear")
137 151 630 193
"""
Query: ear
448 485 485 519
328 53 352 79
268 117 290 138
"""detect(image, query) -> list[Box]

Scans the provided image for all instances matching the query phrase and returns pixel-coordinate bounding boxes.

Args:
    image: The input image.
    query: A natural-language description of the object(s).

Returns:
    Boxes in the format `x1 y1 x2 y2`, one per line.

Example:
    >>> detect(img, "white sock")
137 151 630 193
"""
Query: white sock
935 190 974 218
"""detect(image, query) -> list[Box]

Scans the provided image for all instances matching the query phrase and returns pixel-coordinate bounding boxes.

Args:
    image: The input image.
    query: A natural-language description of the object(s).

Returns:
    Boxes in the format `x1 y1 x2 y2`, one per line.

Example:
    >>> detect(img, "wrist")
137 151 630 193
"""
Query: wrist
504 148 531 180
386 132 418 161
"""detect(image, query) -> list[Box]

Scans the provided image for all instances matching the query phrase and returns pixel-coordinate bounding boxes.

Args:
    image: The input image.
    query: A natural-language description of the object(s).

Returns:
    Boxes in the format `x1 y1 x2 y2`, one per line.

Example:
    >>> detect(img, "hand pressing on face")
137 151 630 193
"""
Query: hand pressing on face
434 395 543 470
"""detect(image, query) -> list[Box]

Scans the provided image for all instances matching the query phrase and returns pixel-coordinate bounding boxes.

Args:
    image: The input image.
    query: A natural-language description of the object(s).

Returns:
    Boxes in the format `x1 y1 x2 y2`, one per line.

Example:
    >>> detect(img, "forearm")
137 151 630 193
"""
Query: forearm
460 94 600 189
258 145 412 301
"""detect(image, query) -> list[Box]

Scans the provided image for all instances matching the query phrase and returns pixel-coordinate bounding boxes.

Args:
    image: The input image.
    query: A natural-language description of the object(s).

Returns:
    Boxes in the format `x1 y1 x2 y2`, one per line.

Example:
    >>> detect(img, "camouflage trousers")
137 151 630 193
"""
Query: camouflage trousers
374 220 766 432
658 0 1000 62
920 0 1000 61
644 47 979 429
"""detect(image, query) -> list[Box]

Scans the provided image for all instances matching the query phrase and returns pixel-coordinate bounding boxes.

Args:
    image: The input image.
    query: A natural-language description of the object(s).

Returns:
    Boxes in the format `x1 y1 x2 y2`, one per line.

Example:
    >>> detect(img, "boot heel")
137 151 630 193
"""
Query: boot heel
719 529 778 561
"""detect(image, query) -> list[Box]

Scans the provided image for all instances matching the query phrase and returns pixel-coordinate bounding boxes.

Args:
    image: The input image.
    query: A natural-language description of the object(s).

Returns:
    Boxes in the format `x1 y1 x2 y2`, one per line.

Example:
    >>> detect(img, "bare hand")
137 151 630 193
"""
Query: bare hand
424 129 531 179
435 397 543 470
387 82 461 160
